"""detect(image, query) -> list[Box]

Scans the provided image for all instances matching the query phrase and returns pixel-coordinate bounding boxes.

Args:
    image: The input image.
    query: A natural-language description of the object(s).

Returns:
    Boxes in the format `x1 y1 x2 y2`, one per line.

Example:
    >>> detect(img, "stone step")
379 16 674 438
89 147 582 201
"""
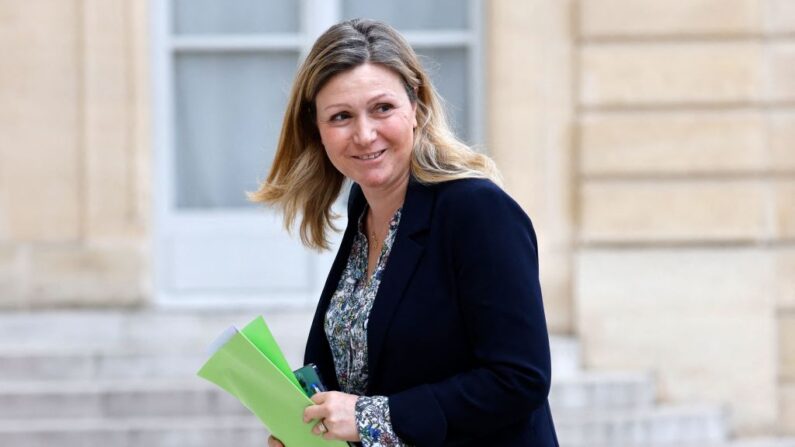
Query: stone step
0 335 580 382
724 439 795 447
0 310 314 353
0 371 644 420
0 417 789 447
0 416 269 447
549 371 656 409
0 405 731 447
597 438 795 447
0 311 583 382
0 309 579 350
0 350 209 382
550 335 581 378
0 380 243 420
0 310 318 385
555 403 728 446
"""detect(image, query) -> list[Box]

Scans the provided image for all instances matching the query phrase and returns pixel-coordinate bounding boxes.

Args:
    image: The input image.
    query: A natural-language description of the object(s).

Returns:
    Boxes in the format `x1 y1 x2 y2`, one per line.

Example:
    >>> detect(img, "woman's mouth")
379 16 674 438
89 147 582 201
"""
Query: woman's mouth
353 149 386 161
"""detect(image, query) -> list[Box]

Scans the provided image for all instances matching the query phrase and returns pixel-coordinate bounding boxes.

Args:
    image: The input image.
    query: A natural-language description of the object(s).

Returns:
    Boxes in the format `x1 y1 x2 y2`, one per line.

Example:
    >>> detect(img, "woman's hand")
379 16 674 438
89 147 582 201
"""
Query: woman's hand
303 391 361 442
267 435 284 447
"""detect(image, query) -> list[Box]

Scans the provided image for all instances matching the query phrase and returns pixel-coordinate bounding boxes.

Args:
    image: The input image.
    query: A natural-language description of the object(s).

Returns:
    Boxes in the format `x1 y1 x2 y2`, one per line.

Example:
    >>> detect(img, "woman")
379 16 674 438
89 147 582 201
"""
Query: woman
250 18 558 447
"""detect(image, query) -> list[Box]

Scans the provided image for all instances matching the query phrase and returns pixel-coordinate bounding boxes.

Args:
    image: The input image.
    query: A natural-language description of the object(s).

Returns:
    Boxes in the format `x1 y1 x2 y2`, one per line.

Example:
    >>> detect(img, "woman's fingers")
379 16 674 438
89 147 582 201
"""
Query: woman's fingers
303 391 361 441
267 435 284 447
303 402 326 423
311 419 329 435
310 391 328 404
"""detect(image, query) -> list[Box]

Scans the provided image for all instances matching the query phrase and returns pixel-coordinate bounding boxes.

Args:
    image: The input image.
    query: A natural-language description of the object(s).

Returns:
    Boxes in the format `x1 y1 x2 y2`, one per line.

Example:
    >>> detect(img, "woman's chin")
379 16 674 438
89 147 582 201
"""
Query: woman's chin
349 167 410 193
353 174 390 190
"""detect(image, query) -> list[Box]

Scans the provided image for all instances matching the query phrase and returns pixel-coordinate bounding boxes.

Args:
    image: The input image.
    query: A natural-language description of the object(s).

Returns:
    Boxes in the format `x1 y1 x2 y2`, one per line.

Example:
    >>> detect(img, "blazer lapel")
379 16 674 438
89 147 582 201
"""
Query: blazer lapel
366 179 434 391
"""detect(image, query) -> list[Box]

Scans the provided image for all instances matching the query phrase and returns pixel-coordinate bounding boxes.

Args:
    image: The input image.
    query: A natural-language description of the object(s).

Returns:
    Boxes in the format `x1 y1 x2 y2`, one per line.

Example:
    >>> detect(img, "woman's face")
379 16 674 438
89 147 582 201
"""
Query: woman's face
314 62 417 196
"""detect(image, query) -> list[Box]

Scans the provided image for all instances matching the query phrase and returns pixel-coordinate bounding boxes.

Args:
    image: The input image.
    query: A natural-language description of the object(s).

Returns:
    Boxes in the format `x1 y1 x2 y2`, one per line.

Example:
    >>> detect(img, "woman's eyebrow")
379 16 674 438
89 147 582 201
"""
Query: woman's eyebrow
322 93 397 112
367 93 395 104
322 102 349 112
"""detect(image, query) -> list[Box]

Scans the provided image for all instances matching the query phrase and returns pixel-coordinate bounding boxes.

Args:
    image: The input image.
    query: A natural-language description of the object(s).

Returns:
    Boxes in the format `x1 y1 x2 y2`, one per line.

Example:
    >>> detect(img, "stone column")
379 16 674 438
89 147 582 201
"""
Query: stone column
487 0 576 334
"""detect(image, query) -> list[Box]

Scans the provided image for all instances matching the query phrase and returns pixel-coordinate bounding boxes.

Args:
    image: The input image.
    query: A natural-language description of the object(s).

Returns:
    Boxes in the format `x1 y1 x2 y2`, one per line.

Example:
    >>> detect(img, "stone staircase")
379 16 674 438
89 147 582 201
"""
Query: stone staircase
0 309 791 447
548 338 729 446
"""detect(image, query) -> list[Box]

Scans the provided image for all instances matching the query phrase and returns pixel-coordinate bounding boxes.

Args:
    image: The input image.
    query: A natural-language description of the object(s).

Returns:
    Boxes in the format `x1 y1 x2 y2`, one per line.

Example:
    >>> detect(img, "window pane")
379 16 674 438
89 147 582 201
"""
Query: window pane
342 0 468 30
174 52 298 209
172 0 299 34
417 48 469 142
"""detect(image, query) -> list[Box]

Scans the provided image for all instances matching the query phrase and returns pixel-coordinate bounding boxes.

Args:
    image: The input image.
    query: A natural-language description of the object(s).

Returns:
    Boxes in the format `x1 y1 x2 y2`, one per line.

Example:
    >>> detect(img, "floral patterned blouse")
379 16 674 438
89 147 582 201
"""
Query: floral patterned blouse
324 205 410 447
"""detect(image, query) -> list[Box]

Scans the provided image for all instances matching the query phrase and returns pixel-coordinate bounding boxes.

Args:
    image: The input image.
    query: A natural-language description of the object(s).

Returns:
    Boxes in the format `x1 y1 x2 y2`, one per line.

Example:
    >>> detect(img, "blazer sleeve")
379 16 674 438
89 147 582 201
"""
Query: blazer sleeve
388 182 552 446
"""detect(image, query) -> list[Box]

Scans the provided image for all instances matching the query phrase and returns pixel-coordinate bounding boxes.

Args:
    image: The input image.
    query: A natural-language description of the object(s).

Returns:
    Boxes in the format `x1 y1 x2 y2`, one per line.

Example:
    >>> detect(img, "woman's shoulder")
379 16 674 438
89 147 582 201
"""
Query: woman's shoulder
432 177 521 215
429 177 538 257
433 176 502 200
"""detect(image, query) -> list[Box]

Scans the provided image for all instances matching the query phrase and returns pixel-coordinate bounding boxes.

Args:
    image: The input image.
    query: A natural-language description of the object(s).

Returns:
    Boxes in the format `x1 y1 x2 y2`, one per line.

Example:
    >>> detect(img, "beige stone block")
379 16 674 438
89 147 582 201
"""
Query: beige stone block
0 1 81 242
776 180 795 239
577 249 775 315
576 248 777 432
580 111 767 175
765 0 795 34
26 245 144 307
777 249 795 309
581 43 762 106
765 42 795 102
581 180 770 242
769 112 795 172
536 241 573 334
580 0 761 37
0 194 9 242
0 245 22 307
782 382 795 435
83 0 144 243
0 246 14 270
781 315 795 381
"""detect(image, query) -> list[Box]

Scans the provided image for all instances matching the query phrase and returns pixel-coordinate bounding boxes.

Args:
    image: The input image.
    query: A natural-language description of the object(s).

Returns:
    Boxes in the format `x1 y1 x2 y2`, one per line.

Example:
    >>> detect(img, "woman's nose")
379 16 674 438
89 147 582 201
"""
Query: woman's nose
352 116 376 146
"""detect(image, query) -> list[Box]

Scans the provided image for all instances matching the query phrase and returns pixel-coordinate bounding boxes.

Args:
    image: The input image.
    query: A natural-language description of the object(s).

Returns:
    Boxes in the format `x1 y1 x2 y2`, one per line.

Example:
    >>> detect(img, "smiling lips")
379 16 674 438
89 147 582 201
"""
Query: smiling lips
353 149 386 161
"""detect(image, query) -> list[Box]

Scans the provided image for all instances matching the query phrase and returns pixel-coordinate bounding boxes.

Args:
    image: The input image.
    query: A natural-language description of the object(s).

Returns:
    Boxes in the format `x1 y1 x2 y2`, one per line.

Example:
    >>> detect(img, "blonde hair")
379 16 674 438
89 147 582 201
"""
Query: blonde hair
248 18 501 250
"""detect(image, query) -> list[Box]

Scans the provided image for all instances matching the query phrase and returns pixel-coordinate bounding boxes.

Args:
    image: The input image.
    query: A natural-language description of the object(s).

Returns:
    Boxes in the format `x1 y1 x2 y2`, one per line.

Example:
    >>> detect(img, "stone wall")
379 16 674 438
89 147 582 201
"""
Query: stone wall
573 0 795 435
0 0 151 308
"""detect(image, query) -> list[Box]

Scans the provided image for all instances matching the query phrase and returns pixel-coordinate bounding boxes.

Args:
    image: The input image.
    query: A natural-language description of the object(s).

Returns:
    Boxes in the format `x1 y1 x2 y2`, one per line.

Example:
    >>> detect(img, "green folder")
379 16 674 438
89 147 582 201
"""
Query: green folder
197 316 347 447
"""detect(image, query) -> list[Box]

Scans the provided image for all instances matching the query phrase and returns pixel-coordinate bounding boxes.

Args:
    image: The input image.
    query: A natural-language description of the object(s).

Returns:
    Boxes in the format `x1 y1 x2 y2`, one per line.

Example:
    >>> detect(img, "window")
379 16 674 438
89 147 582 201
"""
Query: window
156 0 484 210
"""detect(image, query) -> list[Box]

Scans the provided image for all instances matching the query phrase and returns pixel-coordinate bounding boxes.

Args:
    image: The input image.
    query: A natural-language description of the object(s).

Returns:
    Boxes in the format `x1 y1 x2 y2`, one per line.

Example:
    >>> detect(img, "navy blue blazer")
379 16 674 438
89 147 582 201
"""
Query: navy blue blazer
305 177 559 447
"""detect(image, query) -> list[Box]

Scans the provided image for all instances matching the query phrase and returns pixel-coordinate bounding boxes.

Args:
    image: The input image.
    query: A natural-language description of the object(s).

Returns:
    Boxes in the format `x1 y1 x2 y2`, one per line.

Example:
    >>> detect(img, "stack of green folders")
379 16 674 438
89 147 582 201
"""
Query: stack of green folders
198 316 347 447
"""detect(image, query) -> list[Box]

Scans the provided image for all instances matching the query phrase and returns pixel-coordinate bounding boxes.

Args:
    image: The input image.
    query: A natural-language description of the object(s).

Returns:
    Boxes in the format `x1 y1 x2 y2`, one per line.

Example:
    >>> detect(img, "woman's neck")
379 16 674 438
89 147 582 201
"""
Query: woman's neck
361 172 409 224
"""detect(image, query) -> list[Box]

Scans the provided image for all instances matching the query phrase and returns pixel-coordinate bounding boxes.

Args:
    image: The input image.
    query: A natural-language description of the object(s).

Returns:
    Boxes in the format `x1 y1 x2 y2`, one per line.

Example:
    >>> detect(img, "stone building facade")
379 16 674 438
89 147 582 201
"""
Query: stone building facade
0 0 792 437
0 0 151 307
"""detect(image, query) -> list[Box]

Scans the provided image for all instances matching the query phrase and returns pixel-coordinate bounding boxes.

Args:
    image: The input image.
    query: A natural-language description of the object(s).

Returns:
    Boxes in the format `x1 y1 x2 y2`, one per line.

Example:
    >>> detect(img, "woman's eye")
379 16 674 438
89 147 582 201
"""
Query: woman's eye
375 103 394 113
330 112 350 122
